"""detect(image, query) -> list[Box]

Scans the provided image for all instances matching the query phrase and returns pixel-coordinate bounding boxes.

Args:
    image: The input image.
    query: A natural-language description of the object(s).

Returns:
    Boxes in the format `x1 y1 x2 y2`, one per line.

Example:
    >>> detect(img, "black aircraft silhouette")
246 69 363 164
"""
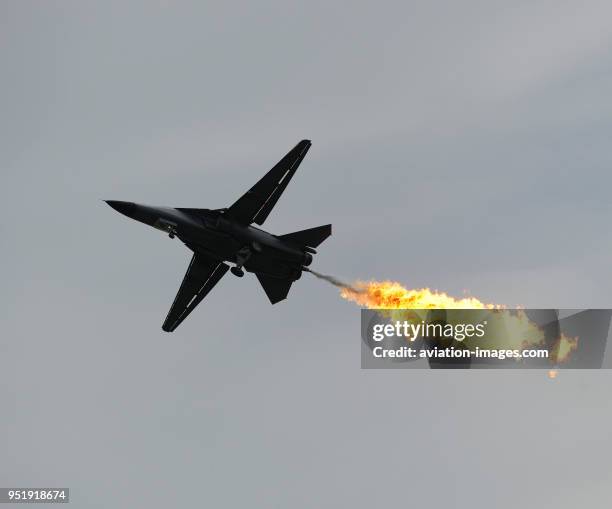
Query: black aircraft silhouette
106 140 331 332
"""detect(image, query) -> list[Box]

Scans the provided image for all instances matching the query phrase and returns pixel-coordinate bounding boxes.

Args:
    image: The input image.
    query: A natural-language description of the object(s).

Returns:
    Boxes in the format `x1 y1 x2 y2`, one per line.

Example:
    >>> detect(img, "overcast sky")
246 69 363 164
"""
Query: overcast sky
2 1 612 507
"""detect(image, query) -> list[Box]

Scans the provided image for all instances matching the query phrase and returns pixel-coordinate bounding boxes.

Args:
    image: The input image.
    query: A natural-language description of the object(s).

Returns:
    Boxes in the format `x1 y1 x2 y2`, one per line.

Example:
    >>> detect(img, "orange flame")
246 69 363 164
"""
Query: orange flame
339 279 578 363
552 335 579 364
340 281 499 309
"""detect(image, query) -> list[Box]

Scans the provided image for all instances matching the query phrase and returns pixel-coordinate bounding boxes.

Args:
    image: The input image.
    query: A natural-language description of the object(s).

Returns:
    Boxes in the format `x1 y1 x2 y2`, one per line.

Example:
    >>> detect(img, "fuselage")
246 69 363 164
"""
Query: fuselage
106 201 310 280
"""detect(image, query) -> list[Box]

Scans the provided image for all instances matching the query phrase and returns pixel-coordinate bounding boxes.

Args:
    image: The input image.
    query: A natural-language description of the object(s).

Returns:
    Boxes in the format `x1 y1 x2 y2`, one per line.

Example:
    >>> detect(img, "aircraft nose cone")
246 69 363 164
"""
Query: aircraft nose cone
105 200 136 217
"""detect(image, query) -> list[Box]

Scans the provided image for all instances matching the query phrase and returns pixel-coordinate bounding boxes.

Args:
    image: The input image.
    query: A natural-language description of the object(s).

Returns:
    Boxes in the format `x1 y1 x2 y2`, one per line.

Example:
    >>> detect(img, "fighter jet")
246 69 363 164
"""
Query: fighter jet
106 140 331 332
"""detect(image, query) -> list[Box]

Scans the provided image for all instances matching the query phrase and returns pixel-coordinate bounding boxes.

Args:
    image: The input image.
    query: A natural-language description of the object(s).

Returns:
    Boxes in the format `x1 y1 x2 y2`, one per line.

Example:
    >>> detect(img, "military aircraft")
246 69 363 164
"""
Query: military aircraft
106 140 331 332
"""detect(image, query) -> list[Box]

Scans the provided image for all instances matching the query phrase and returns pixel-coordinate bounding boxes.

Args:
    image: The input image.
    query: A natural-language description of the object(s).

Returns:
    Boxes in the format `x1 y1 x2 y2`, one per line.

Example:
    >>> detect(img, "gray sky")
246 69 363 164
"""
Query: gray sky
2 1 612 507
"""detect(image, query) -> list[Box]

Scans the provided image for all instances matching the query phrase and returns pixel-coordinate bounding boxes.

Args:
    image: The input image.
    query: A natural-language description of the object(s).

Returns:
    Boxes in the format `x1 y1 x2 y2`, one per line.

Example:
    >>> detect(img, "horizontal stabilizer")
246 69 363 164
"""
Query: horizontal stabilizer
257 274 293 304
279 224 332 248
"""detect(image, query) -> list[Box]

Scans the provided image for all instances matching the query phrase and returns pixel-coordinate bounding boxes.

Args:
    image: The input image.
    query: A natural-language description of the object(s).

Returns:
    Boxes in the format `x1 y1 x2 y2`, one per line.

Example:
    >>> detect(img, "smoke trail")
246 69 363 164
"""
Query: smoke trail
304 268 363 294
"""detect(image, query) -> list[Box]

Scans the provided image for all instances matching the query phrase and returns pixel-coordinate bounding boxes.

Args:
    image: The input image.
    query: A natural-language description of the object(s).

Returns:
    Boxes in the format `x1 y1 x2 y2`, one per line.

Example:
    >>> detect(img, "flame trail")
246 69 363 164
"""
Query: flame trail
551 334 579 363
305 268 499 309
305 269 578 364
340 280 499 310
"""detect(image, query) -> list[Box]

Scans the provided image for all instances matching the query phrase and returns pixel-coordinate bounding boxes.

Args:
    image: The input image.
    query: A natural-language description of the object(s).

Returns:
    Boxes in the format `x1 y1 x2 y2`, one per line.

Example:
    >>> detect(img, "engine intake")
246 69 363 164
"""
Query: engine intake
302 252 313 266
